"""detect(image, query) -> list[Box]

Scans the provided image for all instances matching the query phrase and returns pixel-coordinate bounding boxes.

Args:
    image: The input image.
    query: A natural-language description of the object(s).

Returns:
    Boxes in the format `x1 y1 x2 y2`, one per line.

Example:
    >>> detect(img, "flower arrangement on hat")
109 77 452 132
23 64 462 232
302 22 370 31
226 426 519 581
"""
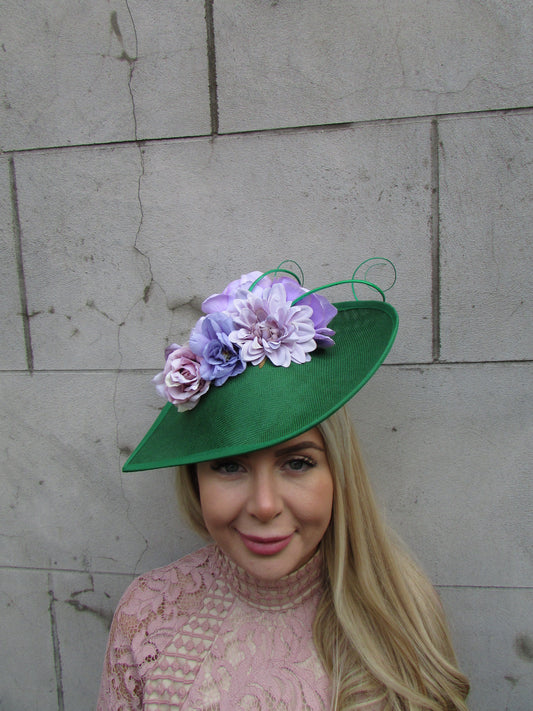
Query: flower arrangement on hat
153 268 338 411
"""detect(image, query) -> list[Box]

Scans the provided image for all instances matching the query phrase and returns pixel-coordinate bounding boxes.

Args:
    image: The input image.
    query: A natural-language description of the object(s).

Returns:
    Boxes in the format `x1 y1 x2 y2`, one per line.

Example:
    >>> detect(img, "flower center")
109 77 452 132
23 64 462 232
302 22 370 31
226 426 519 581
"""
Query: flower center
253 320 281 341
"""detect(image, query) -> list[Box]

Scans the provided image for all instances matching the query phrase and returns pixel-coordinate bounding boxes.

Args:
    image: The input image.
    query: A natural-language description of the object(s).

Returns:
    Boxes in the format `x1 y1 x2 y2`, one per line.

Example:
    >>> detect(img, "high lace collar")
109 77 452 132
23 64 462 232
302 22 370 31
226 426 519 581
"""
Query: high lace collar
213 545 324 611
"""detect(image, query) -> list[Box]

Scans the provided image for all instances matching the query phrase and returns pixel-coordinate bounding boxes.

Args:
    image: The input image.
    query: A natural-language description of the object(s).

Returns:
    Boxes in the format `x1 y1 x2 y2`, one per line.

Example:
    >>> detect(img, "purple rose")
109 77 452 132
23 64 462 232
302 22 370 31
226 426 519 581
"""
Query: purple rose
230 282 317 367
153 344 210 411
189 313 246 386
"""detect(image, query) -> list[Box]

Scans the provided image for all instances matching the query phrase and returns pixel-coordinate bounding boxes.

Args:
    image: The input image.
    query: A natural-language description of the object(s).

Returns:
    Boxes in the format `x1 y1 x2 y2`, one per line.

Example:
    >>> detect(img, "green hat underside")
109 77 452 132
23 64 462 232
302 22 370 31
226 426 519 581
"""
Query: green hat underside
123 300 398 471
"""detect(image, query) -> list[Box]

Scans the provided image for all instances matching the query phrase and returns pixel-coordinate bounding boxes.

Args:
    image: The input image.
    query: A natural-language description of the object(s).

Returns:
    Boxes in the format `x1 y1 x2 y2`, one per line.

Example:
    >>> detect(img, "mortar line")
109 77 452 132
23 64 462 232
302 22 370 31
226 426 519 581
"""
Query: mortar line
48 573 65 711
8 155 34 372
0 359 531 376
5 105 533 155
204 0 219 135
430 118 441 362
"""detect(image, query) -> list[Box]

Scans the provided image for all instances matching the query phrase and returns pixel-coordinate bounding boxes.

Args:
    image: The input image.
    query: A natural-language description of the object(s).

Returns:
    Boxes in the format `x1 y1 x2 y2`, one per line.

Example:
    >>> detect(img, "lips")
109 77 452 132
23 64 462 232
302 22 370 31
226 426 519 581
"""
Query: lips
238 531 294 556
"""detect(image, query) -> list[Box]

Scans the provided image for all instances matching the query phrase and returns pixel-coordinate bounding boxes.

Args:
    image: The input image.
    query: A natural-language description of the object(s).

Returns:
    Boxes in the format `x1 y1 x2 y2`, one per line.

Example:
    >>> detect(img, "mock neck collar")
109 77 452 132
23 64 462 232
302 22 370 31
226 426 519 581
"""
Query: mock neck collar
213 545 324 611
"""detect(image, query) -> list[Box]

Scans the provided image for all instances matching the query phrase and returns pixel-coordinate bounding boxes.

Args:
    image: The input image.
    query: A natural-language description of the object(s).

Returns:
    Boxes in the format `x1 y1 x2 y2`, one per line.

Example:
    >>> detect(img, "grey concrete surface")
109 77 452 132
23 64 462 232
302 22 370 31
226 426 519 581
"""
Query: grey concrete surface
214 0 533 132
440 587 533 711
351 363 532 588
440 112 533 362
0 0 210 150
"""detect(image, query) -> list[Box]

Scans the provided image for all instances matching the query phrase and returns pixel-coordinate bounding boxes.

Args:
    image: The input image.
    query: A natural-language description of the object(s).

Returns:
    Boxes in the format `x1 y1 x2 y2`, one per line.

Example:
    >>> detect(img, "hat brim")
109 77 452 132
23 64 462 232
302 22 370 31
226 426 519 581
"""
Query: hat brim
123 300 398 471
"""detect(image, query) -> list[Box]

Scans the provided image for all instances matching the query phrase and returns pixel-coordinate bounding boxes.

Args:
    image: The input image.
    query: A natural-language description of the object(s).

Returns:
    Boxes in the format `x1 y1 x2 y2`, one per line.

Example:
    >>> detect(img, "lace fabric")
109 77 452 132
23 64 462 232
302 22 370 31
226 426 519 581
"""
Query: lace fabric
97 544 330 710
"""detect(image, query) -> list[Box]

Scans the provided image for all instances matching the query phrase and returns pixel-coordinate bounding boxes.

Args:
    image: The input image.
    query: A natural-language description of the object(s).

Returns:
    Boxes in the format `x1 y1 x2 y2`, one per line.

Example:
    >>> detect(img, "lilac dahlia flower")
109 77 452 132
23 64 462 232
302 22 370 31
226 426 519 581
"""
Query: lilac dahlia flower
271 278 337 347
152 344 210 411
189 313 246 385
295 292 337 347
230 282 317 367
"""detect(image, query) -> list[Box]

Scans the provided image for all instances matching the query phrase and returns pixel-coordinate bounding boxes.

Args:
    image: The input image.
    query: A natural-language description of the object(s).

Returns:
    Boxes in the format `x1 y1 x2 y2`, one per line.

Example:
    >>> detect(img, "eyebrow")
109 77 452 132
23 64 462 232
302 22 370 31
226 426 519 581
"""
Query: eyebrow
274 441 325 456
209 441 326 466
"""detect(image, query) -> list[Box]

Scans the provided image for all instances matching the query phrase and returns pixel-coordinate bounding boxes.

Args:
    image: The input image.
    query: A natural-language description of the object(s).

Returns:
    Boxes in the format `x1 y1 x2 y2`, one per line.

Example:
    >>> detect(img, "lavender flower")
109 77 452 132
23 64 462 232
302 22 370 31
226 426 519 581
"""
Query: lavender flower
201 271 264 314
295 292 337 347
268 278 337 346
152 344 210 411
189 313 246 385
229 282 317 367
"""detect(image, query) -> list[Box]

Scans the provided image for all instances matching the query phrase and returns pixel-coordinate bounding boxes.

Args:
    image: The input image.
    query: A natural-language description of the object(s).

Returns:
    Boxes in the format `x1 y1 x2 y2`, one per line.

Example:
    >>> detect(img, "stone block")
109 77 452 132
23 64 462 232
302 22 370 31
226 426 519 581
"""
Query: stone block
51 570 135 710
0 155 27 369
0 0 210 151
14 145 169 370
0 372 202 574
439 587 533 711
214 1 533 132
1 569 57 711
348 362 532 587
15 123 433 369
439 113 533 361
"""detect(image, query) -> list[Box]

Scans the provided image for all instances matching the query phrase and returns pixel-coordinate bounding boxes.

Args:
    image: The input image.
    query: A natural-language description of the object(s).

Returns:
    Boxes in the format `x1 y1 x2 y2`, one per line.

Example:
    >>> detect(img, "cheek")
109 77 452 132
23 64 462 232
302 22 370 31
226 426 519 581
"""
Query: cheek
297 475 334 527
197 476 240 532
316 484 334 528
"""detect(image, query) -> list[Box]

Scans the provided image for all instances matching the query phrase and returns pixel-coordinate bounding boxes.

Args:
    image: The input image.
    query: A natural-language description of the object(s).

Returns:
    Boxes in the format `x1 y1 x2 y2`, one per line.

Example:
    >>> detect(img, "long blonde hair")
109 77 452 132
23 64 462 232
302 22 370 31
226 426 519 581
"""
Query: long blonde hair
176 407 469 709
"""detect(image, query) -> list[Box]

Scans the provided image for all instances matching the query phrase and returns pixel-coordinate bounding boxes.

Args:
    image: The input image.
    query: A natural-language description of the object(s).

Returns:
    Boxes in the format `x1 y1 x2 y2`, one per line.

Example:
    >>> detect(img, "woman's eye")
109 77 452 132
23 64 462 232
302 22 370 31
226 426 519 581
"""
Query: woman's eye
211 461 242 474
286 457 315 472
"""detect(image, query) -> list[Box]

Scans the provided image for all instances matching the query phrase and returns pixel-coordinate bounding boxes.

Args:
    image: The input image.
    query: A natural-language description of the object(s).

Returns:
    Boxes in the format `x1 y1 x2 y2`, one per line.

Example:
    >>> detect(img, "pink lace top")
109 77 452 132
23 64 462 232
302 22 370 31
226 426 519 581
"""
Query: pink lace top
97 544 331 710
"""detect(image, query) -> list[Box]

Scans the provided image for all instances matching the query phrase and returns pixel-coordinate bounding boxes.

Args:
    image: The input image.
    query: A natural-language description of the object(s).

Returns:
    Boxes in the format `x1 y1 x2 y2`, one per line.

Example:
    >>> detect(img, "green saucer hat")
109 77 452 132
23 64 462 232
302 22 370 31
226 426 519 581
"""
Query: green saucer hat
123 260 398 472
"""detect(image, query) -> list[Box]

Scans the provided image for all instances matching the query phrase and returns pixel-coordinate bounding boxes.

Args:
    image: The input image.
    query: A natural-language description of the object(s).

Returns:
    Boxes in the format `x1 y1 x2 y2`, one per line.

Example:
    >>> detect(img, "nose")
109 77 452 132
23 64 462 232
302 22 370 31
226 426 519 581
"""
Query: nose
246 471 283 522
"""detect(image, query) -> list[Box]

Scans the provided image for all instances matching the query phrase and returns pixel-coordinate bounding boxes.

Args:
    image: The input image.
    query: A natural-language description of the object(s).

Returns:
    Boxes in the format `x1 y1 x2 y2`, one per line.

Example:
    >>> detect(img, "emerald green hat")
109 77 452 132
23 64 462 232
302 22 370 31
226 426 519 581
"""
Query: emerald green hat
123 262 398 472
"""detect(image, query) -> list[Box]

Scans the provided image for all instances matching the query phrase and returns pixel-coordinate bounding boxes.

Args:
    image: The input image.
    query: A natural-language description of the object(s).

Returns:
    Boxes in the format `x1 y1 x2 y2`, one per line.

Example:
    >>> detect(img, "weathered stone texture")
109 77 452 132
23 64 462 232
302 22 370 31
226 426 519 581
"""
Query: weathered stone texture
0 0 210 151
215 0 533 132
52 571 136 710
1 570 58 711
0 371 202 574
349 363 532 588
440 587 533 711
440 113 533 361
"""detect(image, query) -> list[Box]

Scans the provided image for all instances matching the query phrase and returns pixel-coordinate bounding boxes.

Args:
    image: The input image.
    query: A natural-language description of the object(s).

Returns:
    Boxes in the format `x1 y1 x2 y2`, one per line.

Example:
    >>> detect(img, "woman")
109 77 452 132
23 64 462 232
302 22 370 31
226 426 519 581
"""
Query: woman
98 263 469 710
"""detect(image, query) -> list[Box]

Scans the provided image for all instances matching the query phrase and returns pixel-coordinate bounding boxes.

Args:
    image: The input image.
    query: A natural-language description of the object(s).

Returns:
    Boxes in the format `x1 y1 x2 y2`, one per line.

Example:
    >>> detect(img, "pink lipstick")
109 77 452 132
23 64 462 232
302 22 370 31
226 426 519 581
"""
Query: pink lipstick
238 532 294 556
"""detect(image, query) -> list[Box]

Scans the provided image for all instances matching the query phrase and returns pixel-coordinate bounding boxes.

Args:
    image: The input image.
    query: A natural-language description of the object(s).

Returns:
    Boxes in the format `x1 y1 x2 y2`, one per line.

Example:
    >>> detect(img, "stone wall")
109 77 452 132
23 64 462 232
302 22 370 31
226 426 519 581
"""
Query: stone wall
1 2 532 709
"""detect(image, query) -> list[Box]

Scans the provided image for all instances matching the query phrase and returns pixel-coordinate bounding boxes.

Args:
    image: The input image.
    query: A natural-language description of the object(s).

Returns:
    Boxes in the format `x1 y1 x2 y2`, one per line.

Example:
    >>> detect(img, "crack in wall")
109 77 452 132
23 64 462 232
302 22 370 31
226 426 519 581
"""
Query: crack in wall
108 4 156 376
9 155 34 372
48 574 65 711
70 575 95 597
65 598 113 630
430 118 441 362
204 0 219 135
110 6 156 571
124 2 139 140
86 299 115 322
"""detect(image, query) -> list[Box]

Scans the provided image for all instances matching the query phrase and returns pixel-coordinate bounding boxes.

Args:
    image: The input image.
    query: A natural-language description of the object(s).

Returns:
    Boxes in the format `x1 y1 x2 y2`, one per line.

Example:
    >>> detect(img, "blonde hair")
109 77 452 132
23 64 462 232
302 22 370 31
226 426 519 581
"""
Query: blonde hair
176 407 469 710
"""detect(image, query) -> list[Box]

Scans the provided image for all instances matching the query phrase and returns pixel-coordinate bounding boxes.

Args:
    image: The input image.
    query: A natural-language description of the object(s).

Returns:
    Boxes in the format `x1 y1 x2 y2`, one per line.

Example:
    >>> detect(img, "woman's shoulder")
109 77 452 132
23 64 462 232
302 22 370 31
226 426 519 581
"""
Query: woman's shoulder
116 543 217 622
98 546 220 705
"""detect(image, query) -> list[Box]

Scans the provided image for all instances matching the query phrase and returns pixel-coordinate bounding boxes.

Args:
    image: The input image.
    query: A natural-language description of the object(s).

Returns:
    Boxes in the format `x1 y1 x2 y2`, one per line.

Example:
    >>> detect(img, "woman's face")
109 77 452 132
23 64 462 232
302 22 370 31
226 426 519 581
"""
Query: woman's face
196 428 334 581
